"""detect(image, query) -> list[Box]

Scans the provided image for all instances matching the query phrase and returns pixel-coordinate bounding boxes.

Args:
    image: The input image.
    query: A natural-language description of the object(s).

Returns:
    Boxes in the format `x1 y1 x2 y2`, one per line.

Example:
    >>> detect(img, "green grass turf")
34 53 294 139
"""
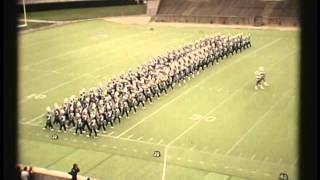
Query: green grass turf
19 5 146 21
18 19 299 180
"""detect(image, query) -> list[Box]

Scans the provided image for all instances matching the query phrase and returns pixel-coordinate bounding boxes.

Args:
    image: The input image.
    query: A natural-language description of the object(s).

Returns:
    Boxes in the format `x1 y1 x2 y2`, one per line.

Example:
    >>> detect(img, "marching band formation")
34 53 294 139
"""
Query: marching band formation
43 32 252 137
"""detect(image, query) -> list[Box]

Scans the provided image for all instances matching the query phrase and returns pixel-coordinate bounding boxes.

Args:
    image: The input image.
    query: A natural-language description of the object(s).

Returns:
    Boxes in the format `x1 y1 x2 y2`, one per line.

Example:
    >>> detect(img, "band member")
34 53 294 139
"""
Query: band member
74 113 83 135
43 107 54 131
58 109 67 133
97 113 106 133
88 119 98 138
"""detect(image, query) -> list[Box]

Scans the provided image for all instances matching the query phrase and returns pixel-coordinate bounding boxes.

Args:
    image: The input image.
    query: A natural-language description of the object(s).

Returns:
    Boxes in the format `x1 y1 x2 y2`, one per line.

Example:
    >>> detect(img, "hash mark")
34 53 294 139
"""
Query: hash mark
127 134 134 139
251 154 256 160
157 139 164 145
137 136 144 141
190 145 197 151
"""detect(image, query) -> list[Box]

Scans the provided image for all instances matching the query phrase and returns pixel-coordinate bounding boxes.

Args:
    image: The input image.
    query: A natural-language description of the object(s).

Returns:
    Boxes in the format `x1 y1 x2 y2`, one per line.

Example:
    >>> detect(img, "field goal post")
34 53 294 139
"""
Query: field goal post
18 0 28 28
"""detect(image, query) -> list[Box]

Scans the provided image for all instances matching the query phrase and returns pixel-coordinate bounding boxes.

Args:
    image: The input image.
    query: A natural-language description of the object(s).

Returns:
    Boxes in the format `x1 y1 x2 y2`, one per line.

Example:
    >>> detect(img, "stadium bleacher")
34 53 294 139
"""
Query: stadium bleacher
153 0 298 26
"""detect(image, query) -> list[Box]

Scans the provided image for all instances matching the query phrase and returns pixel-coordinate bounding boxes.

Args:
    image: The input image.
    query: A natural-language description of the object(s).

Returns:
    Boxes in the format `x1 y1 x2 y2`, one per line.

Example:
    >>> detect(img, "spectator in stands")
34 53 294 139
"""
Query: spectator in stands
20 166 30 180
28 166 34 180
16 165 21 179
69 163 80 180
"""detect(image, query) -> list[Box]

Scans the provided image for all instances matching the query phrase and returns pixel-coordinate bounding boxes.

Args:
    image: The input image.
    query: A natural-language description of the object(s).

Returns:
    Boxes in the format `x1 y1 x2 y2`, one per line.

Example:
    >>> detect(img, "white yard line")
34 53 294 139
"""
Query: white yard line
225 91 290 155
20 30 190 84
20 31 148 69
20 33 159 85
116 86 197 138
19 73 89 104
21 55 124 103
20 50 120 86
161 121 200 180
24 114 44 124
157 139 164 145
167 122 201 148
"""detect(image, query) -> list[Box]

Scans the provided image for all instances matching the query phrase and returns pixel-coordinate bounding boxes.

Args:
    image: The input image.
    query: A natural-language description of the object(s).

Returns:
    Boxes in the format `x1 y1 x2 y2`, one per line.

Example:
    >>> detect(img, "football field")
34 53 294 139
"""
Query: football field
18 19 299 180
